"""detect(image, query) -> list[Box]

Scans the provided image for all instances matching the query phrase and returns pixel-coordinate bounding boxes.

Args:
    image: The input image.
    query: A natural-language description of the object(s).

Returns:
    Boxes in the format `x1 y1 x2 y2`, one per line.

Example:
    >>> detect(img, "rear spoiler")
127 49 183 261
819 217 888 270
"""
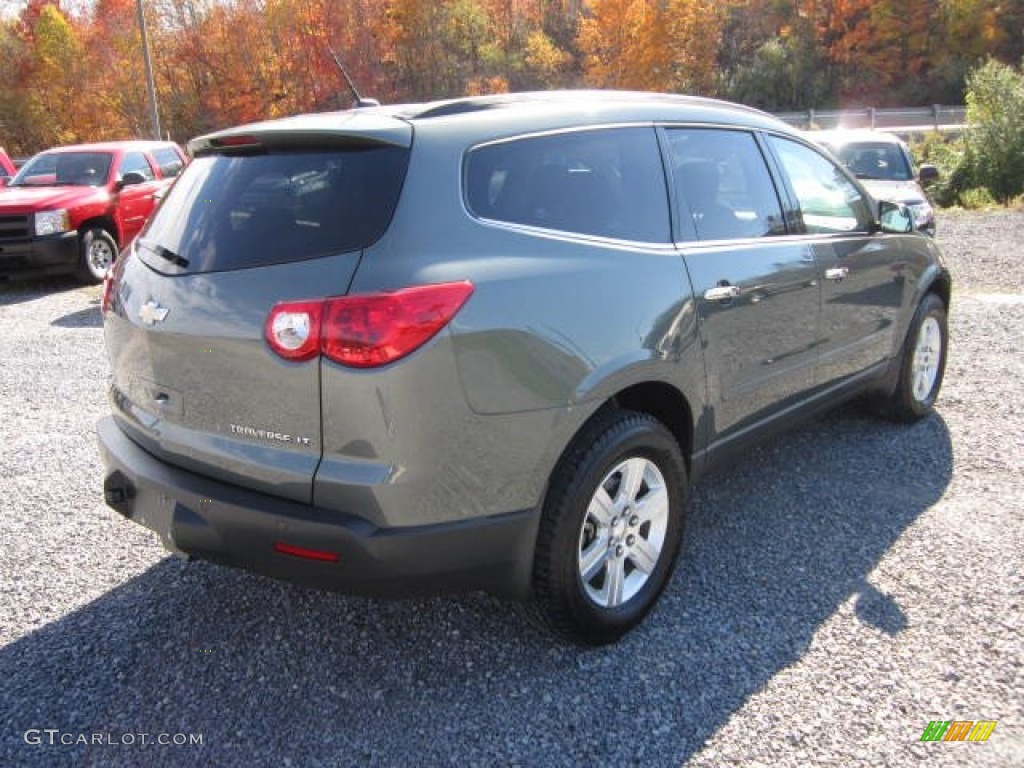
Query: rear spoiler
189 112 412 157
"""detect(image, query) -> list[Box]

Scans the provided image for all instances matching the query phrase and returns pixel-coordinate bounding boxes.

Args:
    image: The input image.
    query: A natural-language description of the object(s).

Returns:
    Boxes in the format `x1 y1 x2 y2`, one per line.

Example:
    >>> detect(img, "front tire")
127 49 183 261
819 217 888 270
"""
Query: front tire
76 227 118 284
532 409 688 645
883 292 948 422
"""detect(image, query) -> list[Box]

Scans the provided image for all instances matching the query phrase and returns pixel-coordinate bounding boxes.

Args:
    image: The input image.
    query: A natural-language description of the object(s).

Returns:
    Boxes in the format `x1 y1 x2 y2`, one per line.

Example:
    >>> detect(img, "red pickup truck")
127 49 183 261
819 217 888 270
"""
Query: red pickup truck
0 147 16 178
0 141 186 282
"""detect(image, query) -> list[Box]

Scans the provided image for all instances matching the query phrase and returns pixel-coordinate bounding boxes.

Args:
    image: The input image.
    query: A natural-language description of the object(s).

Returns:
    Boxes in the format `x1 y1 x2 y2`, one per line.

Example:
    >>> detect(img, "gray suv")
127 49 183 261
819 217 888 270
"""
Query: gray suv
98 91 950 644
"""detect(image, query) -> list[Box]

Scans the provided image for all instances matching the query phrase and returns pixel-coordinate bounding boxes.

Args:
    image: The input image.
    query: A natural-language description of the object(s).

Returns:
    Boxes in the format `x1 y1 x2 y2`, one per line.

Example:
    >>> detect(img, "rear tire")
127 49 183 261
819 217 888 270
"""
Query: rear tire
76 227 118 284
531 409 688 645
882 293 948 422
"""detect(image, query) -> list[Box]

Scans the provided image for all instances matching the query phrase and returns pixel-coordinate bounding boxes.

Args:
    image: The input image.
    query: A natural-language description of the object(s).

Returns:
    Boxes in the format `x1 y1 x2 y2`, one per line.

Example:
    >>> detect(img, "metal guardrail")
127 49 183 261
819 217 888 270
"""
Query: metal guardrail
773 105 967 133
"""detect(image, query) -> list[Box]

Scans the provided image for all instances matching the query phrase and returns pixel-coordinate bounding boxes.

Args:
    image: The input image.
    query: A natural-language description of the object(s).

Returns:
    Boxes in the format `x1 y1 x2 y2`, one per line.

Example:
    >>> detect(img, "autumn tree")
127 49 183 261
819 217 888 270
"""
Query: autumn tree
930 0 1008 103
383 0 465 99
0 17 34 153
720 1 831 109
2 0 1021 154
663 0 726 95
87 0 156 139
20 3 88 145
578 0 670 90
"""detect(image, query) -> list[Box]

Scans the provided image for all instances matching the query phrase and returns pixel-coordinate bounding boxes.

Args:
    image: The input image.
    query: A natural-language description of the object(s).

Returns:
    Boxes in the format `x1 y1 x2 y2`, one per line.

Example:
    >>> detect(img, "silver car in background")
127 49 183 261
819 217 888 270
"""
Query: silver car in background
810 129 939 236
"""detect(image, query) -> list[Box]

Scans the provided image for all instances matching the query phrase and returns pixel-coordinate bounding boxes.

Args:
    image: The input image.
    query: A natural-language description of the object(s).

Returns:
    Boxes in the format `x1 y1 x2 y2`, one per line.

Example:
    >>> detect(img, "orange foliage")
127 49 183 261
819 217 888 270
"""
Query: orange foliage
0 0 1014 154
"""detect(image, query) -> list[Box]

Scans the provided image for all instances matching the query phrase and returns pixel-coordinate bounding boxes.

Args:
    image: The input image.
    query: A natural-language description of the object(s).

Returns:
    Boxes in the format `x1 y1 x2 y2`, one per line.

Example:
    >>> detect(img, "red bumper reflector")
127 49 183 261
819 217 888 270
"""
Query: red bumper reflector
273 541 340 563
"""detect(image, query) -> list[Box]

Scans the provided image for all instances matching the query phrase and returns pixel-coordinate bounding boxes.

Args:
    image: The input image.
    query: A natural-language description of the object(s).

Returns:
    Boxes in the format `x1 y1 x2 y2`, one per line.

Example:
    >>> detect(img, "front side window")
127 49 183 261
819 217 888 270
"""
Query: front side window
465 127 670 243
119 151 156 182
768 137 872 235
665 128 785 241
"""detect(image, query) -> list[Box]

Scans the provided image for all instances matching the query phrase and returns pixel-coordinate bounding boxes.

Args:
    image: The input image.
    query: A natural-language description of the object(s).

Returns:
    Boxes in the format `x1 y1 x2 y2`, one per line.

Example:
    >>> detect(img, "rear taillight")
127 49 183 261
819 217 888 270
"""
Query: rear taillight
265 281 473 368
101 270 116 313
264 300 323 361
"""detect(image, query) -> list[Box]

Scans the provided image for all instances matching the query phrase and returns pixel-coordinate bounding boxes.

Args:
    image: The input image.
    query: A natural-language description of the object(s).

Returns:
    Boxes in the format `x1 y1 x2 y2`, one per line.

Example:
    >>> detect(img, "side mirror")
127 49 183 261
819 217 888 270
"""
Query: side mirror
119 171 147 188
878 200 914 234
918 164 939 185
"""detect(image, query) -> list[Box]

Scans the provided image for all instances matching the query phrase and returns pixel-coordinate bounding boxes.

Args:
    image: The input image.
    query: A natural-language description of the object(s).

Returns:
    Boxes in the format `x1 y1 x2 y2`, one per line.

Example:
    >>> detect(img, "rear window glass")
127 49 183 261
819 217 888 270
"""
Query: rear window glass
136 147 409 274
465 127 670 243
152 147 185 178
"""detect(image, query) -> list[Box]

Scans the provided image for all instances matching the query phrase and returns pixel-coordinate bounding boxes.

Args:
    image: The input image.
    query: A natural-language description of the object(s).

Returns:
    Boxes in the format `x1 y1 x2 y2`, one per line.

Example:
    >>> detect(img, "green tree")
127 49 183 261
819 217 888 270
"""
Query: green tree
962 58 1024 202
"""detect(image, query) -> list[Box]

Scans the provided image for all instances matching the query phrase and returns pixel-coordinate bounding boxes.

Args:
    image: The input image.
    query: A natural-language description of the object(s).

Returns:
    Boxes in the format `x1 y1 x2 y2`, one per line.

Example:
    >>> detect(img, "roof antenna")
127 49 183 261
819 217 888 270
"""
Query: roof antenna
326 47 380 109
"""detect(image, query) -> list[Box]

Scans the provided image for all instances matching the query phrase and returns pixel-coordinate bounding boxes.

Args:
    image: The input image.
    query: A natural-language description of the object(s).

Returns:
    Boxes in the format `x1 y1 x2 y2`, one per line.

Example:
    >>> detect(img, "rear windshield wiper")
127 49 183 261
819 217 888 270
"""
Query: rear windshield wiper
138 238 189 268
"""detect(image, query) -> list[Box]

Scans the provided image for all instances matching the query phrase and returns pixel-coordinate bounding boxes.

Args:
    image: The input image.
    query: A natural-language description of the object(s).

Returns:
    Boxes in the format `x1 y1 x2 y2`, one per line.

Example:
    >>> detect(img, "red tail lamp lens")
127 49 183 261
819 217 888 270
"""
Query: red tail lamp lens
101 271 115 313
322 281 474 368
264 282 473 368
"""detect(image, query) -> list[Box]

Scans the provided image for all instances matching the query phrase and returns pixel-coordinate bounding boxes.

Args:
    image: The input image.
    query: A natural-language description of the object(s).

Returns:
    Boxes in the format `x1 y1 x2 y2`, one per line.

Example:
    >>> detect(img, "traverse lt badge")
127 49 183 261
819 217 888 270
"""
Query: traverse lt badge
139 299 170 326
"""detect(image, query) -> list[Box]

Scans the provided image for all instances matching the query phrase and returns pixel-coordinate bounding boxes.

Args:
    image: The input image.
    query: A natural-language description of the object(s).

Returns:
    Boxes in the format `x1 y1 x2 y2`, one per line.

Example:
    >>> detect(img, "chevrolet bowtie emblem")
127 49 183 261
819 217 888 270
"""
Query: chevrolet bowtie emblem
139 299 170 326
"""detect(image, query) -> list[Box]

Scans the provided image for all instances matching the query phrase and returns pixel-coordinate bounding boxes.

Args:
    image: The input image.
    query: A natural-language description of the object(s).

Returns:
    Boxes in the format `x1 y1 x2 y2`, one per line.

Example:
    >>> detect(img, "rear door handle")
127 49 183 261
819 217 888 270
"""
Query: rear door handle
825 267 849 281
703 285 741 301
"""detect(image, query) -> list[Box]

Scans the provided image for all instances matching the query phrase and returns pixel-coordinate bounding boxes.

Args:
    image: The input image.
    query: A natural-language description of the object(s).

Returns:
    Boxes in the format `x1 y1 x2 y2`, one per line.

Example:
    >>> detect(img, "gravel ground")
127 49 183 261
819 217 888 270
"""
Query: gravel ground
1 211 1021 767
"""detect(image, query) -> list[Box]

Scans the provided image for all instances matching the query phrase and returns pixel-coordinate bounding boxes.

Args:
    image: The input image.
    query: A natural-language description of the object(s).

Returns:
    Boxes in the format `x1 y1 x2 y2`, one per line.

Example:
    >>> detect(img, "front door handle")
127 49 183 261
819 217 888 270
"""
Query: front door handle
703 285 742 301
825 266 849 281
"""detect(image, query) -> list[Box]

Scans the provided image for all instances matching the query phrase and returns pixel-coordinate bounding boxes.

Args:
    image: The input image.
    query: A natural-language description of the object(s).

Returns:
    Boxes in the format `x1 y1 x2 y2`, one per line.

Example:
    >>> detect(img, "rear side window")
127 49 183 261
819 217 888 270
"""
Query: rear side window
120 151 155 182
465 127 670 243
152 147 185 178
136 147 409 274
665 128 785 241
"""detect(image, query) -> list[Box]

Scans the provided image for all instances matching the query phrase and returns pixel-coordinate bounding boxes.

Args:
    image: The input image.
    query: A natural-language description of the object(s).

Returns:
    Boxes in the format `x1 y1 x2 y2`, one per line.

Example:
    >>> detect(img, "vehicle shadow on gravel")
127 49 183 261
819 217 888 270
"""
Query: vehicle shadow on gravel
0 406 952 768
0 276 88 306
50 301 102 328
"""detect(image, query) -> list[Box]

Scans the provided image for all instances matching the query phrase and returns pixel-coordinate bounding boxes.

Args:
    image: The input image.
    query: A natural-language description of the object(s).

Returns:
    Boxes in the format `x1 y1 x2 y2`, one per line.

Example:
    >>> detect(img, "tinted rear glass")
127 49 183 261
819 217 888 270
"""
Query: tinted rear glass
136 147 409 274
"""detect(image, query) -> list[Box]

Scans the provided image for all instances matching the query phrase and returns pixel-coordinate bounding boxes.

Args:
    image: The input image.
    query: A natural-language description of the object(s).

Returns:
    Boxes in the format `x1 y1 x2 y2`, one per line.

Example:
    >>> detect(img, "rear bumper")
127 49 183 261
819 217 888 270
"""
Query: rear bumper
0 232 78 276
97 416 538 599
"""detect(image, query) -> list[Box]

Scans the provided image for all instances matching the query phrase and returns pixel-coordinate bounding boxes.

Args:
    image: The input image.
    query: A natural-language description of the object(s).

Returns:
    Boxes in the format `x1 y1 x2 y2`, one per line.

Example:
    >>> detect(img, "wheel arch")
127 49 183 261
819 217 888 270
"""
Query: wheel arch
544 380 695 490
925 267 952 309
890 262 951 360
609 382 694 474
78 215 119 245
875 263 952 406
